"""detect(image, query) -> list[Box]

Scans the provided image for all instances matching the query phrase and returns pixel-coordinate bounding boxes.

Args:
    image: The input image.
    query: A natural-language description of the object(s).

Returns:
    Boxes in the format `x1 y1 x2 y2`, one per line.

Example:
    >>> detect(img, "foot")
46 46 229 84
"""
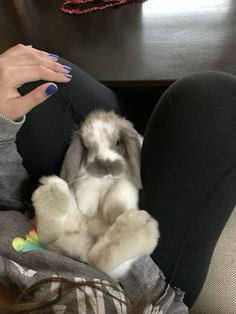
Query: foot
32 175 73 216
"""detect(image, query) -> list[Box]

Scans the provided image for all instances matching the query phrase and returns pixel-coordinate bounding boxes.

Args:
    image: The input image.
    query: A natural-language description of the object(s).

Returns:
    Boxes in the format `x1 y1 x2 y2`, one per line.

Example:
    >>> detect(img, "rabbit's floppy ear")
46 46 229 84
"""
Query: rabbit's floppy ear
60 130 83 185
120 123 143 189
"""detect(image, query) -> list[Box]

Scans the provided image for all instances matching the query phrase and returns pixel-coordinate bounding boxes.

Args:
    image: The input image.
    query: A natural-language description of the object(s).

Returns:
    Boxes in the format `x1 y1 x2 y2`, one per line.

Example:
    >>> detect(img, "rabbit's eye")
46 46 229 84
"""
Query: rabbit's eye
116 139 121 146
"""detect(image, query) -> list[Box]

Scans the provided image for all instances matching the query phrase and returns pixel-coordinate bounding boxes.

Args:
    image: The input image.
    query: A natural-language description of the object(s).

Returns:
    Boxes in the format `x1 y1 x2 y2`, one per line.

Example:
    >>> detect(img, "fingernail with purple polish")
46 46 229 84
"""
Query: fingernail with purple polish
45 84 58 96
63 65 72 73
64 74 72 80
48 53 59 60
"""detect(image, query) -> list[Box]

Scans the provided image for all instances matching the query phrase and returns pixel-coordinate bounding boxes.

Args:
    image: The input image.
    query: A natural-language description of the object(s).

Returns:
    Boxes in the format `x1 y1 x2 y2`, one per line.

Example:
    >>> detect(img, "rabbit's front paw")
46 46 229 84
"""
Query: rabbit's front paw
32 175 73 215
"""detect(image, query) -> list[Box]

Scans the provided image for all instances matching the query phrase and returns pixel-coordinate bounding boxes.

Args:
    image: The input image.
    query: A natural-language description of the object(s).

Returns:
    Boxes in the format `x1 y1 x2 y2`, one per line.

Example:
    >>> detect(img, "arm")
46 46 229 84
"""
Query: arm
0 44 72 209
0 114 28 209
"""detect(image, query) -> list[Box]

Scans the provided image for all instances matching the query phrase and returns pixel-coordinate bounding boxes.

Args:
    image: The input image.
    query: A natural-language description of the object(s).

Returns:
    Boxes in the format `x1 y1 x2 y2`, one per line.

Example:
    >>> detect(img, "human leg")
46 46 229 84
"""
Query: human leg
16 58 123 181
140 71 236 306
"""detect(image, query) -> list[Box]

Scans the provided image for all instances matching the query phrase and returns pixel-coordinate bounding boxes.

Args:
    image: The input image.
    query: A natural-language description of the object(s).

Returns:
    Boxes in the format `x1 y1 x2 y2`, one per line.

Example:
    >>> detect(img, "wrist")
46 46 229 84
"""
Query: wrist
0 113 26 142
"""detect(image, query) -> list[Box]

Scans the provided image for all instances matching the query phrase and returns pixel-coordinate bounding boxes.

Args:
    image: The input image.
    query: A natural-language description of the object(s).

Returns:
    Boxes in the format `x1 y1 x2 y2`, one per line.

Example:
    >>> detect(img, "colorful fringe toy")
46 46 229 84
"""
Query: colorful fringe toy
61 0 146 15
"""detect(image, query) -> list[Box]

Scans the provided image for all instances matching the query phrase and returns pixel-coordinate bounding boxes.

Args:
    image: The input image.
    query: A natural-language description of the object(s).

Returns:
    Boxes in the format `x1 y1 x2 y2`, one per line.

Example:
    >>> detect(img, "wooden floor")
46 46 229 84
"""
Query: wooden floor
0 0 235 87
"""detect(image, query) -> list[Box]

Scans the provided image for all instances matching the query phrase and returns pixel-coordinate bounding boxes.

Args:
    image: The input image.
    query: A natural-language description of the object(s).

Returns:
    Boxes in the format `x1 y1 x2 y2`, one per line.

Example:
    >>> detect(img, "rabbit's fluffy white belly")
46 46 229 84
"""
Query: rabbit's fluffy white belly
52 173 139 262
72 173 139 222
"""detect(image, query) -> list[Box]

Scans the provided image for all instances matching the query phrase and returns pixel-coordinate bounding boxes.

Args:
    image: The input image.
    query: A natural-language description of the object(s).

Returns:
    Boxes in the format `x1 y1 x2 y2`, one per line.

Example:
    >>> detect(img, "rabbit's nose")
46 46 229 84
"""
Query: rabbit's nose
96 157 113 174
95 157 124 176
86 157 124 178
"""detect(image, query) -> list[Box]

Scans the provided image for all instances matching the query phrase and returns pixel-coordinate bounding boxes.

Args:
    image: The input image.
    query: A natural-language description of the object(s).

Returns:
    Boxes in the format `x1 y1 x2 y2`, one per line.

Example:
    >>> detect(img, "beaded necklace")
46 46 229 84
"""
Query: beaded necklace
61 0 144 15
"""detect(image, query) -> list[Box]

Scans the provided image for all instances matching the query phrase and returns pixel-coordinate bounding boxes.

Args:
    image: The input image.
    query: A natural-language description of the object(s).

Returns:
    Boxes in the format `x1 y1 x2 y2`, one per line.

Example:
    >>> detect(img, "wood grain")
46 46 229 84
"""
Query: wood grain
0 0 235 86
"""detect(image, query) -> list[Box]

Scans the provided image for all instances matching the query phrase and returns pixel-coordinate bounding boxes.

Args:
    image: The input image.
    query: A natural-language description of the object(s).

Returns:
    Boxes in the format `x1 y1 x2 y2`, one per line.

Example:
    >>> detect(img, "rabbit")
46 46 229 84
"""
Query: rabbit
32 110 159 279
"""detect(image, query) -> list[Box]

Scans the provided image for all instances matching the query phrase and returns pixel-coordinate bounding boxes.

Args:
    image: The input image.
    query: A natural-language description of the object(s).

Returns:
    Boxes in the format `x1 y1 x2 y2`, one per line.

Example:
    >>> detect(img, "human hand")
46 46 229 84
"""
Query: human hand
0 44 72 121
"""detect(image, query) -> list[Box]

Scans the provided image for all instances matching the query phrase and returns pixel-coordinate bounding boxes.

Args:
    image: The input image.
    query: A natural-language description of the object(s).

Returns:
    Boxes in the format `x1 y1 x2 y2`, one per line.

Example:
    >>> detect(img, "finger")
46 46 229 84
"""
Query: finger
21 46 58 60
29 46 58 60
12 83 59 118
1 44 58 61
6 65 72 86
4 55 71 73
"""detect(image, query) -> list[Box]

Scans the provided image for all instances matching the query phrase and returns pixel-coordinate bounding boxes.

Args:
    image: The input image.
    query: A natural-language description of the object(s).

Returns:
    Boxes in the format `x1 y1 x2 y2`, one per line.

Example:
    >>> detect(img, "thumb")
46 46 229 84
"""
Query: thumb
16 83 58 115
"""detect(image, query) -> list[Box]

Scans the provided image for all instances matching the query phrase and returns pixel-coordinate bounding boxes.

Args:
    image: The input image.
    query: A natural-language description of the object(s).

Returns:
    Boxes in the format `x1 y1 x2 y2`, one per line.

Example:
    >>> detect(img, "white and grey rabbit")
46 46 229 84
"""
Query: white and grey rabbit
32 110 159 279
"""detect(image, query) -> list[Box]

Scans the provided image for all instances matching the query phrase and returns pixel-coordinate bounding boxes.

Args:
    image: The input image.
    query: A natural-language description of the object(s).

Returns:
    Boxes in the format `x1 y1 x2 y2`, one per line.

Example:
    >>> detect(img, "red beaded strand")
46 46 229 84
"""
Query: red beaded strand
61 0 141 15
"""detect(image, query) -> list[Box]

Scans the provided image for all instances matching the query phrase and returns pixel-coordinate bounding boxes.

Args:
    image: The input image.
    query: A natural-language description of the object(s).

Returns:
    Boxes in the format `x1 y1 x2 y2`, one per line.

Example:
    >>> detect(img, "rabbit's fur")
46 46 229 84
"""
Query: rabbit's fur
32 110 159 279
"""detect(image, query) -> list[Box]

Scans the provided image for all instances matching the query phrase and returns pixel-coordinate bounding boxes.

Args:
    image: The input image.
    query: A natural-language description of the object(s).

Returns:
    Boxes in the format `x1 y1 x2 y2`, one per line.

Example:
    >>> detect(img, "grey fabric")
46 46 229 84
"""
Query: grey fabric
0 210 188 313
121 256 187 314
0 114 188 313
190 206 236 314
0 114 28 209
